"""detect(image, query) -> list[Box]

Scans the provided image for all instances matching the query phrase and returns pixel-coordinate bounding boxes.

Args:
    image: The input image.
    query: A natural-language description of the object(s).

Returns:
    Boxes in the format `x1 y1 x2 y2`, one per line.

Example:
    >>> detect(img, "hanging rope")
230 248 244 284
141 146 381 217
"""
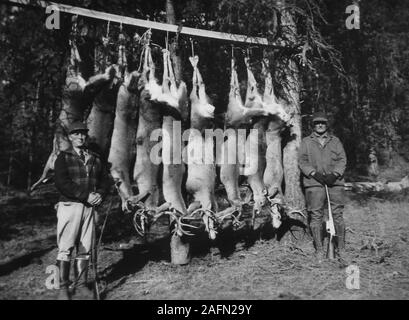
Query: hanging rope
106 20 110 40
137 44 146 73
102 21 111 69
118 23 127 78
190 37 195 58
262 50 270 77
69 15 81 75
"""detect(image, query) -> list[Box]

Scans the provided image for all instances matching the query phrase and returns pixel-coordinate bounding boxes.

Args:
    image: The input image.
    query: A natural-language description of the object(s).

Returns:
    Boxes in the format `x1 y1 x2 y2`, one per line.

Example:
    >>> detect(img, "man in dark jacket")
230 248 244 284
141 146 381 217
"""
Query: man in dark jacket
54 121 110 299
298 112 347 263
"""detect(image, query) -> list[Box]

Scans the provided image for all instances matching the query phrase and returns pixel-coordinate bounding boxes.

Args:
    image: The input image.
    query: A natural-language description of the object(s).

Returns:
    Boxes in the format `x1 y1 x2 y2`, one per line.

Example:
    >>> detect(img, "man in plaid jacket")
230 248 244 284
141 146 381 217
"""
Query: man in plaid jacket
54 121 110 300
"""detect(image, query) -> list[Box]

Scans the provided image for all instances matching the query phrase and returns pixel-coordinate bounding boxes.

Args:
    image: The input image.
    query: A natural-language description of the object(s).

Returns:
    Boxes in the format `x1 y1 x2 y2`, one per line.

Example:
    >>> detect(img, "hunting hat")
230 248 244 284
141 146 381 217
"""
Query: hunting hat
312 111 329 123
67 121 89 134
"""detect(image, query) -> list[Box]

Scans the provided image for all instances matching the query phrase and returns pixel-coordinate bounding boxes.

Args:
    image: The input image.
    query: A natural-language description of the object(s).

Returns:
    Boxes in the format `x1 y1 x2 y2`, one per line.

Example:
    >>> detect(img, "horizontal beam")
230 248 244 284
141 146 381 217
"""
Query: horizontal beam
6 0 273 46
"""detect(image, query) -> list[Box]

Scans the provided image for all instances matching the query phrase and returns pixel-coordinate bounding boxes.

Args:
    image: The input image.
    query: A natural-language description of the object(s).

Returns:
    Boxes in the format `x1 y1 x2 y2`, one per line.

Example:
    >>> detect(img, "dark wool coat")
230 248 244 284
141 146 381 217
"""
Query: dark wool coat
298 133 347 188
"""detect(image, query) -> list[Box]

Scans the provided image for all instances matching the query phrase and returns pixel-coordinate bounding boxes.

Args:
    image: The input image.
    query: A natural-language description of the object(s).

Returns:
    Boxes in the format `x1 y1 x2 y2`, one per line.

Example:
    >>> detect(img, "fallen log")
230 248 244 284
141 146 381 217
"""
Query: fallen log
344 176 409 193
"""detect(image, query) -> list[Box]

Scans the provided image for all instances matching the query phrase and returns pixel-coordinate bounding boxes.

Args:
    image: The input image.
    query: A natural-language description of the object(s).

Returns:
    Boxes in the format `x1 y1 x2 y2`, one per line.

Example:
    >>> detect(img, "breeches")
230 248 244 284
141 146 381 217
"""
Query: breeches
56 202 95 261
305 186 345 228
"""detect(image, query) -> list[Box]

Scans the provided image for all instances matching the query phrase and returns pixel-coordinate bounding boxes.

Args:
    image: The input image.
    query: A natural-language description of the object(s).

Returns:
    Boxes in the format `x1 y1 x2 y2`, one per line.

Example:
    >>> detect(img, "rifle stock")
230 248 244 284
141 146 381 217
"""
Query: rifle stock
325 185 336 259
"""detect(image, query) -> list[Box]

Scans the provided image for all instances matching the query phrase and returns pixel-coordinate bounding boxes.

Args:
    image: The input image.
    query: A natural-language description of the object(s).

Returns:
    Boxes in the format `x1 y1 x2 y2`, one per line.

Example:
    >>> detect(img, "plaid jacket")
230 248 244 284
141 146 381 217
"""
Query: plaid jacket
54 147 110 204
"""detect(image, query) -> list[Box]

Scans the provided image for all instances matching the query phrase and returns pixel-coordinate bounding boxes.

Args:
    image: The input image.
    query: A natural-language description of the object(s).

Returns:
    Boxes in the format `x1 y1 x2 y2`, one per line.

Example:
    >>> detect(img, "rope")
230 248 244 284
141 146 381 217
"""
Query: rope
190 37 195 57
106 20 110 39
118 28 127 79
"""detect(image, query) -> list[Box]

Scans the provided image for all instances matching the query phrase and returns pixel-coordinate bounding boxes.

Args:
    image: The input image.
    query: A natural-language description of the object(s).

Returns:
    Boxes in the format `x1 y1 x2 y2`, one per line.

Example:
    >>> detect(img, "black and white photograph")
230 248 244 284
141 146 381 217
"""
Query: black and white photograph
0 0 408 304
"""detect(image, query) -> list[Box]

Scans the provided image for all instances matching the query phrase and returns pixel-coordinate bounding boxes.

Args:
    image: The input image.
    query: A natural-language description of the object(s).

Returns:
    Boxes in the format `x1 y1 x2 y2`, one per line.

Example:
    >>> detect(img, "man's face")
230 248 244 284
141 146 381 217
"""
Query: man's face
68 131 87 148
313 121 328 135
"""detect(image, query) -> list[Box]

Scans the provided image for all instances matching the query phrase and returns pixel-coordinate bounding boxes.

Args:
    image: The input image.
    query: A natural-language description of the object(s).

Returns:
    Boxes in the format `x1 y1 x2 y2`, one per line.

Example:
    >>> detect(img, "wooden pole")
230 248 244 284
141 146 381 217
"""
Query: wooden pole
6 0 281 46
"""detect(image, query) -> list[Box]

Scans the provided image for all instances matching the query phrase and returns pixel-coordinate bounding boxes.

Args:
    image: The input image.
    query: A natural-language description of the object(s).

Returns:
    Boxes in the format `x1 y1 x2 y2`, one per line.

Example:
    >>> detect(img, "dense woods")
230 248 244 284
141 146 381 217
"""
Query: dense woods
1 0 408 192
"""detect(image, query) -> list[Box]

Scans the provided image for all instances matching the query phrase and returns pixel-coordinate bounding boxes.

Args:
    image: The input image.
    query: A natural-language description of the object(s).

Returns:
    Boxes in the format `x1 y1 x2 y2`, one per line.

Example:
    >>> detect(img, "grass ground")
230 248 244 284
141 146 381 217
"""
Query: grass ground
0 189 408 300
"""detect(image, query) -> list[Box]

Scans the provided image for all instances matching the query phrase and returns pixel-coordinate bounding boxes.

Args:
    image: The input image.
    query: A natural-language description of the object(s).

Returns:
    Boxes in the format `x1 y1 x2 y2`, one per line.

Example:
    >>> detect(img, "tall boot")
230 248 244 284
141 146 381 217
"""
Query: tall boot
73 257 95 300
335 221 349 263
56 260 71 300
335 221 346 251
310 224 325 263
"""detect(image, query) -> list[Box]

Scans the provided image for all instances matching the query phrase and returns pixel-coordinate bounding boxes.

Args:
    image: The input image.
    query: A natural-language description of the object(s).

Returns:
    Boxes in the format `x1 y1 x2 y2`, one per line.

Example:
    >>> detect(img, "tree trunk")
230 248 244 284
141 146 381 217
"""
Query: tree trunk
263 120 283 196
165 0 190 265
28 84 40 192
27 141 33 193
276 0 305 213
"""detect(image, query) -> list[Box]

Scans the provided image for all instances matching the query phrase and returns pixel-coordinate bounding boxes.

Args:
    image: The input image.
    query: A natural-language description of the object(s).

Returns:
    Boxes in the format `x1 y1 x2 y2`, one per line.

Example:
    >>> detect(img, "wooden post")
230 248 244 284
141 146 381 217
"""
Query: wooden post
6 0 281 46
165 0 190 265
27 145 33 193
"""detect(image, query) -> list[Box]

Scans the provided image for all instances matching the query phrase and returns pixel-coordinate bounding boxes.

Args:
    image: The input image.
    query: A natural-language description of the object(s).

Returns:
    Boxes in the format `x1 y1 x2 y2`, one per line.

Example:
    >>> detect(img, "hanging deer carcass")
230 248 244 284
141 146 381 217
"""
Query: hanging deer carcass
242 57 291 229
158 48 198 264
87 34 134 159
185 55 218 240
219 56 289 229
31 41 118 191
107 70 140 209
133 46 183 211
121 46 191 244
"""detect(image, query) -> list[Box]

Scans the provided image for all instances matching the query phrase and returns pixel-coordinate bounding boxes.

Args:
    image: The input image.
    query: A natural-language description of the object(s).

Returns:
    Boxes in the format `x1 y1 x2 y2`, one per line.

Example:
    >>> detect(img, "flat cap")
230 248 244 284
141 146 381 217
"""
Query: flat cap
312 111 328 122
67 121 89 134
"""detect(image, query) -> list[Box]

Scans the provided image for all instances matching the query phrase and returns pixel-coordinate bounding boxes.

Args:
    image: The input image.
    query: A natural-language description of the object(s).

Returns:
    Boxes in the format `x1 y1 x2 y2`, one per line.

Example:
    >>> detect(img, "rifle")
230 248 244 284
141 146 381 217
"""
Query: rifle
90 207 100 300
324 184 336 259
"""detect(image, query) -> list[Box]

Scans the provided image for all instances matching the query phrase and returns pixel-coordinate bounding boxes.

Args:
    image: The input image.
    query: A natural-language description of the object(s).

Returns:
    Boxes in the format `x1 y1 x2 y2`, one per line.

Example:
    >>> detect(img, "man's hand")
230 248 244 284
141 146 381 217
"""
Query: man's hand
325 172 339 187
87 192 103 206
311 171 326 185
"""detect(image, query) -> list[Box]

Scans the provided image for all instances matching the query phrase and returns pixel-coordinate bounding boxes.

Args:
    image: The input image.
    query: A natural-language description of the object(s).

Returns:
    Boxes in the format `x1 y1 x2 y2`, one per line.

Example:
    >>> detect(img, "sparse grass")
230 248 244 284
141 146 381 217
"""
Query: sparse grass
0 191 408 300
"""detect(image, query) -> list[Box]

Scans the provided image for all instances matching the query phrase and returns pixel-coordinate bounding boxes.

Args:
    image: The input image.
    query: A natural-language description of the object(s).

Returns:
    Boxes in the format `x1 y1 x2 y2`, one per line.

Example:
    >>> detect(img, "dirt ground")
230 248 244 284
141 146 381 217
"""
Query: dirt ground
0 187 408 300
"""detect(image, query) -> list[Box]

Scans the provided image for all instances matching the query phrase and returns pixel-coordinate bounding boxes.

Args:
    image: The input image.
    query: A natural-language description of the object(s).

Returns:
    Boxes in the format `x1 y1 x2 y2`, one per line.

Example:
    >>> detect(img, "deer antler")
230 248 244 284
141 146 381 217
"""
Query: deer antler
263 190 283 229
166 208 201 237
130 201 173 237
132 206 150 237
190 208 218 240
215 206 245 231
287 208 307 220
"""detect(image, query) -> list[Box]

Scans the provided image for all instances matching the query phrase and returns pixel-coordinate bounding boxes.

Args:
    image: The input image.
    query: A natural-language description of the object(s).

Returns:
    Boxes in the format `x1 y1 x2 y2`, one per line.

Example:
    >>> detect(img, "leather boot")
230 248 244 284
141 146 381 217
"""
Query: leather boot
56 260 71 300
310 224 325 263
335 222 350 264
73 257 95 300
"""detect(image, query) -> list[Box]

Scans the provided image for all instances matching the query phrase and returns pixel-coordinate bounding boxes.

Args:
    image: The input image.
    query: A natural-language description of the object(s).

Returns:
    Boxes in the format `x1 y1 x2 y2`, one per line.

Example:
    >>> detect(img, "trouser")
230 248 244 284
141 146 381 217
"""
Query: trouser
56 202 95 261
305 186 346 250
